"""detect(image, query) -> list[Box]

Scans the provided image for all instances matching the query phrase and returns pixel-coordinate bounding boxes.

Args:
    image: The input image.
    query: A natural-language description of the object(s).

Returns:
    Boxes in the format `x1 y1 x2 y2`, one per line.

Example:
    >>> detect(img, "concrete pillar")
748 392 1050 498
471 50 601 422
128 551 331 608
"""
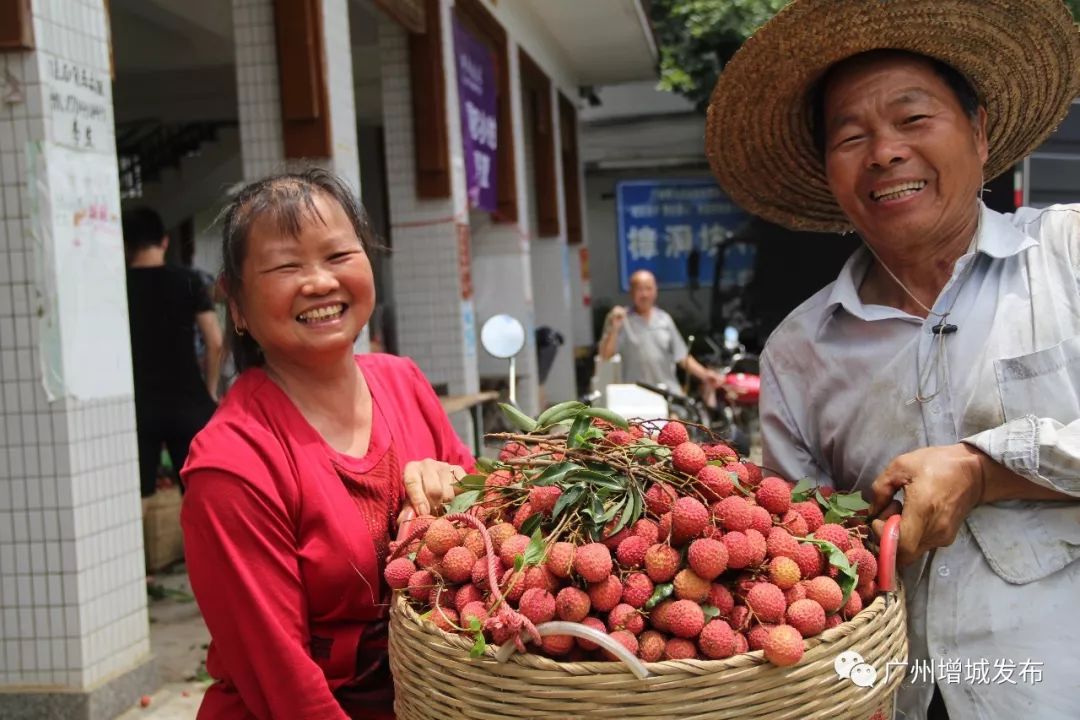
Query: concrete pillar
0 1 155 717
377 8 480 442
231 0 368 348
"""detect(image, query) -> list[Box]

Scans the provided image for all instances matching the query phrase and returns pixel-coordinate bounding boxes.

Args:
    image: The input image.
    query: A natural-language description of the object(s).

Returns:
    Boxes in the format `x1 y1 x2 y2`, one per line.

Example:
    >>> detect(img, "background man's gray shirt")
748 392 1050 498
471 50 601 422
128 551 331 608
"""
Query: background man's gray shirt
616 308 688 391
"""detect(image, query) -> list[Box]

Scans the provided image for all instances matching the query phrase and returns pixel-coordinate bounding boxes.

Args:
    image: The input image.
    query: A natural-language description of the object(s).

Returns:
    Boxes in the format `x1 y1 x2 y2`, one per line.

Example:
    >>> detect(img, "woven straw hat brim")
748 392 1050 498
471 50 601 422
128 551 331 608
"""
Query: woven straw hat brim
705 0 1080 233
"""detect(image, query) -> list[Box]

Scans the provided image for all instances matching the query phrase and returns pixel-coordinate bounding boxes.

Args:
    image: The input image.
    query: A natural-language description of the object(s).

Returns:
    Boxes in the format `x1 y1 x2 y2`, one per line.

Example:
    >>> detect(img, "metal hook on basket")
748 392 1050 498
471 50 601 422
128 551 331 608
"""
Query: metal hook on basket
493 621 652 680
876 514 902 607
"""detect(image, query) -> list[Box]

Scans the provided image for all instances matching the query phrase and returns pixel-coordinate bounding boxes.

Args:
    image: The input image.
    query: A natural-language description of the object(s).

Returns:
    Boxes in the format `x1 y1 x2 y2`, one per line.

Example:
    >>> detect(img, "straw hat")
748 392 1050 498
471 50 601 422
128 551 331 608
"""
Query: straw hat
705 0 1080 232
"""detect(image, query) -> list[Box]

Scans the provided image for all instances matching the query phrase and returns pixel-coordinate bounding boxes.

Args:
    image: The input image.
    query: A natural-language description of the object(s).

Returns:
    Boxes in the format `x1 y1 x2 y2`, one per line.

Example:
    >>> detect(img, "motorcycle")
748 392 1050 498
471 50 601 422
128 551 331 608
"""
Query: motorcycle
693 326 761 457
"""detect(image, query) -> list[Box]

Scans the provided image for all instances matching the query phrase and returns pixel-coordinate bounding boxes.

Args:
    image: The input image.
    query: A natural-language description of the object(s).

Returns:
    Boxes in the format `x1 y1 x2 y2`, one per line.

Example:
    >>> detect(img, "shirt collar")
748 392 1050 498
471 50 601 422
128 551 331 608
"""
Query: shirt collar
816 202 1040 336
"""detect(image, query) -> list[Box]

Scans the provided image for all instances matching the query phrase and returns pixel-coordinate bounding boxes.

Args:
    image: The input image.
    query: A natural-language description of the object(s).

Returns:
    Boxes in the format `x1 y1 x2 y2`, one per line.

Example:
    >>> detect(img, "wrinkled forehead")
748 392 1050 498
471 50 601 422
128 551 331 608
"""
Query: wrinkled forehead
821 50 944 105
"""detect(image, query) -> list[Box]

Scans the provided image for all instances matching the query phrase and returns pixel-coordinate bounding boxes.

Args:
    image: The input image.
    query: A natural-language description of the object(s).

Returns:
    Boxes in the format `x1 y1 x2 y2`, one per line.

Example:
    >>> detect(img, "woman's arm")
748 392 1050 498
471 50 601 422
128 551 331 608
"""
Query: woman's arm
181 470 349 720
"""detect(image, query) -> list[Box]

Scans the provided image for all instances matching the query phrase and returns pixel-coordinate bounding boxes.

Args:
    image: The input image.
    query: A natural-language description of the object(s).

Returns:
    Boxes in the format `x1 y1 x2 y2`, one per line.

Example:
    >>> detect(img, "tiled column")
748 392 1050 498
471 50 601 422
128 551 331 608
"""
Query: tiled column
378 9 479 441
231 0 369 348
0 1 155 718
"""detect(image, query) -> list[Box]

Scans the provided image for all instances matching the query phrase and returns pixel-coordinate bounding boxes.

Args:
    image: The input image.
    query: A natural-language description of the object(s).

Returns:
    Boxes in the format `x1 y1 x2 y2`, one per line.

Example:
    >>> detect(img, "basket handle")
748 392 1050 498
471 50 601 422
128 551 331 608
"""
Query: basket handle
493 621 651 680
876 513 901 593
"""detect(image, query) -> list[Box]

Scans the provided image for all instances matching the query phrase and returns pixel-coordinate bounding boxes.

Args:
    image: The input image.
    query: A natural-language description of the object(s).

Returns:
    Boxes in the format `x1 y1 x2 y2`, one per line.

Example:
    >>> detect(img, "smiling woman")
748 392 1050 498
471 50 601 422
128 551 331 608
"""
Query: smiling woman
178 169 476 719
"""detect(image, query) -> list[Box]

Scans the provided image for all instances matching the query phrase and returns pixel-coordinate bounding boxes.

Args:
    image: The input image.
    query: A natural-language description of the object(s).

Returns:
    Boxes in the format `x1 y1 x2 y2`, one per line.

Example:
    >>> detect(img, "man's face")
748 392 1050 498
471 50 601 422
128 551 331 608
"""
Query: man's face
821 54 988 249
630 272 657 313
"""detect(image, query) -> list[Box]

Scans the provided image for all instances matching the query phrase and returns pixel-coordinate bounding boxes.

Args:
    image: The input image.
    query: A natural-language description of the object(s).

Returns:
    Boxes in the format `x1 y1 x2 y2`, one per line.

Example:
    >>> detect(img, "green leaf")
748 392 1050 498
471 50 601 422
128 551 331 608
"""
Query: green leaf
701 604 720 622
523 528 547 566
476 457 498 474
823 507 851 525
513 554 525 573
552 484 585 518
468 618 482 633
519 512 543 538
790 477 815 503
580 407 630 429
566 414 592 449
534 461 584 487
444 489 481 514
407 551 417 562
814 490 829 507
469 631 487 658
536 401 587 428
570 469 625 491
644 582 674 610
833 492 871 512
457 474 489 491
498 403 539 433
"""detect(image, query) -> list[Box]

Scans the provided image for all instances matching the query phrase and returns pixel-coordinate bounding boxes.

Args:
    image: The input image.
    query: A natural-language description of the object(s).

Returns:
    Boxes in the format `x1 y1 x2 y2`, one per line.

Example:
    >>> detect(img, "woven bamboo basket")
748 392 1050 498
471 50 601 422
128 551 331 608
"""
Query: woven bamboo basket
389 582 907 720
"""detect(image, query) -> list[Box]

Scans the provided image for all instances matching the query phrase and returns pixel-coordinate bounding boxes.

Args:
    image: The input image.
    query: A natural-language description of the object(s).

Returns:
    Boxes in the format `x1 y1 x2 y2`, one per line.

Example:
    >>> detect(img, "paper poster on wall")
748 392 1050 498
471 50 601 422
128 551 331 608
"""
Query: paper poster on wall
452 16 498 212
31 141 133 401
42 57 113 152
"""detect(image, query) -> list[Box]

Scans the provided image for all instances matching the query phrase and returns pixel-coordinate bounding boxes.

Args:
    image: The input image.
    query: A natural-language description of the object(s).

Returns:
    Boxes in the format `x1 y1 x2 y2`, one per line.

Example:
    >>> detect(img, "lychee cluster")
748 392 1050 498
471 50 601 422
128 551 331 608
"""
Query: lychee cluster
386 419 882 669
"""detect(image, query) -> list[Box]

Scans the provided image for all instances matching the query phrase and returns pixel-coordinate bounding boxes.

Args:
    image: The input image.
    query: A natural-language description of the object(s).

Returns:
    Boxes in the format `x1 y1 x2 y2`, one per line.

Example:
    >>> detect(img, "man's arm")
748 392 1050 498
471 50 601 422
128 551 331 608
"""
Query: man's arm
196 310 224 401
678 354 723 386
963 415 1080 497
597 307 626 361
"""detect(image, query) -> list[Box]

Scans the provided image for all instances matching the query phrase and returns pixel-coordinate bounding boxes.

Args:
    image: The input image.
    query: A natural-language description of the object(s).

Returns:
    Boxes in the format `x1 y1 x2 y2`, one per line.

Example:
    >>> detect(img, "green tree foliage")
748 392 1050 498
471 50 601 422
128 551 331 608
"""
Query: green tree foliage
652 0 1080 112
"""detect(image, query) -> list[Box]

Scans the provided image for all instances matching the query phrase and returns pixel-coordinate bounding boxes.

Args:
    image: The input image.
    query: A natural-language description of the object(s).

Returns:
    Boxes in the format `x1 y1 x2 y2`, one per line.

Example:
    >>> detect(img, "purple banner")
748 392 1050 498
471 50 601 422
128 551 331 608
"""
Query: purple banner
452 17 498 213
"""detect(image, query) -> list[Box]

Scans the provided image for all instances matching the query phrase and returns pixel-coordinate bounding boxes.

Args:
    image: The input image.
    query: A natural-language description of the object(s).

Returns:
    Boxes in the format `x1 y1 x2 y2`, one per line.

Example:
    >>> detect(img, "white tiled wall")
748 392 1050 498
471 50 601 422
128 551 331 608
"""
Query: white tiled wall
377 12 478 430
0 0 149 691
232 0 285 180
322 0 361 197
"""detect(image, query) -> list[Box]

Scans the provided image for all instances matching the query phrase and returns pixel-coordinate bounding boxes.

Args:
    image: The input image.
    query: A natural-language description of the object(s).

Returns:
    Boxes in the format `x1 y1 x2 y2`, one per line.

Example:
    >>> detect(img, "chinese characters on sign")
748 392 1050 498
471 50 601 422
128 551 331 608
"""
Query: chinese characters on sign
884 659 1045 686
44 58 110 151
453 17 498 213
616 180 747 291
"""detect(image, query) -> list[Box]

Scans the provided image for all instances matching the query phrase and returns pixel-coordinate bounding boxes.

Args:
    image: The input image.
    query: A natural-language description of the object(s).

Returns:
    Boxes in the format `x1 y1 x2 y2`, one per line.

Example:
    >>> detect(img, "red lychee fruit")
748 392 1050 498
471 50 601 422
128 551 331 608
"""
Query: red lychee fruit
519 588 556 624
462 529 486 558
500 568 526 602
576 617 608 650
784 582 807 606
671 496 710 544
805 576 844 614
454 584 483 614
633 518 660 545
524 565 558 593
622 572 654 608
698 619 736 659
499 534 531 568
528 485 562 514
732 632 749 654
763 624 804 666
747 623 775 651
846 548 879 587
415 545 440 572
485 469 513 488
813 523 852 552
721 531 754 569
616 535 650 568
715 496 753 532
657 421 689 447
487 523 517 553
786 599 826 638
708 583 735 617
657 512 673 541
667 599 706 639
673 569 710 603
841 589 863 620
407 569 437 603
643 543 681 583
703 443 737 463
766 527 800 560
650 600 675 633
791 500 824 532
729 605 750 631
696 464 735 501
472 556 505 591
573 543 613 583
722 462 750 486
742 461 764 487
768 556 802 590
547 541 575 578
793 543 824 580
424 518 460 556
609 603 645 635
430 606 459 633
605 630 639 660
555 586 591 622
384 557 415 590
512 502 537 531
746 582 786 623
749 505 773 534
780 509 809 537
604 429 634 446
541 634 575 656
687 538 728 581
671 442 708 475
857 579 878 605
825 614 843 630
601 520 632 550
745 528 768 565
588 575 624 612
441 546 478 584
644 482 678 515
664 637 698 660
755 477 792 515
499 441 530 460
638 630 667 662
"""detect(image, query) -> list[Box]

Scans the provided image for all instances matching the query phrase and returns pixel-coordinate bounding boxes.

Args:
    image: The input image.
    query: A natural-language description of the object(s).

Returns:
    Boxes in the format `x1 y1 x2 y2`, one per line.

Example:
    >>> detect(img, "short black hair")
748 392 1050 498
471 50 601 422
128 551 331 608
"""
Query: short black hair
809 50 981 157
121 206 166 252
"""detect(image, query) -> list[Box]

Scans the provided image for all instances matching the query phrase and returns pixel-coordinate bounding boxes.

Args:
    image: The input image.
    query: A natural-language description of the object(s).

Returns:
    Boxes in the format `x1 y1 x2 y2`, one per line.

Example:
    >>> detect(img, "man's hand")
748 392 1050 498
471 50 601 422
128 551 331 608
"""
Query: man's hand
397 459 466 532
869 444 985 566
608 305 627 328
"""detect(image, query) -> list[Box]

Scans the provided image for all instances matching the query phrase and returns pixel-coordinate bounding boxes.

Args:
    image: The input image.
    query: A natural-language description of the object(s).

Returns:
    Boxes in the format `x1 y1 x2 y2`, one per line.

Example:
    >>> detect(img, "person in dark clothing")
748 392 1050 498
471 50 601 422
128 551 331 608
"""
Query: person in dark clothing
124 206 223 497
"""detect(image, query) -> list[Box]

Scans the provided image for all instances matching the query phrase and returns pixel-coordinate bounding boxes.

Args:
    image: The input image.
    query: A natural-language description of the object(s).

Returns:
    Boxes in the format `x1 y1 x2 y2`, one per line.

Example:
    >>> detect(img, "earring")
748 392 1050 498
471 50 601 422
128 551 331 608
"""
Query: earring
235 325 246 337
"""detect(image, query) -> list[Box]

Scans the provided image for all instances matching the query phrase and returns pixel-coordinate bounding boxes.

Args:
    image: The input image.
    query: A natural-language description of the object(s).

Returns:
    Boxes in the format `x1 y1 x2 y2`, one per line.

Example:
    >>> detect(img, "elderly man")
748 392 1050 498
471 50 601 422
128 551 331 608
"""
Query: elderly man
707 1 1080 719
598 269 721 393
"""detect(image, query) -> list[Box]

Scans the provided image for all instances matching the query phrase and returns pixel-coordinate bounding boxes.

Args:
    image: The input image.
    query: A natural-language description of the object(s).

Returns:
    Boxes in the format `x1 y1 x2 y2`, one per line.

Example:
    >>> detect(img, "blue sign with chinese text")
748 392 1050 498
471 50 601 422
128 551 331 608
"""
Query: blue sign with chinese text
616 179 748 291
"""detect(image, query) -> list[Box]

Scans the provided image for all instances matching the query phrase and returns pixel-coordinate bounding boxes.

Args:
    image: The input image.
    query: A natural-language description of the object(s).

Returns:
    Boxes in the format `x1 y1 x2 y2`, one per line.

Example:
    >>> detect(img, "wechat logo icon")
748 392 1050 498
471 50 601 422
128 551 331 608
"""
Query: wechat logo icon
835 650 877 688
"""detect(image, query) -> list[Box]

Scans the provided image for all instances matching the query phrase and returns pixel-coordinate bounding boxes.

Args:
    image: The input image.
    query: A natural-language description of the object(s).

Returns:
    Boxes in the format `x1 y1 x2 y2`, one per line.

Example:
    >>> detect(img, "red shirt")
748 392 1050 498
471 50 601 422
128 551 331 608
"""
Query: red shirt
180 354 474 720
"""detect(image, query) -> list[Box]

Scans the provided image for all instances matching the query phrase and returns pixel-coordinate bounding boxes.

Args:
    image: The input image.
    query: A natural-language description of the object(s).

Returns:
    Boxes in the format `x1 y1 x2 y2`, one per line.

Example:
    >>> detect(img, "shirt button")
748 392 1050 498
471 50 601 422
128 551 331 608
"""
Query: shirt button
930 403 942 415
938 566 950 578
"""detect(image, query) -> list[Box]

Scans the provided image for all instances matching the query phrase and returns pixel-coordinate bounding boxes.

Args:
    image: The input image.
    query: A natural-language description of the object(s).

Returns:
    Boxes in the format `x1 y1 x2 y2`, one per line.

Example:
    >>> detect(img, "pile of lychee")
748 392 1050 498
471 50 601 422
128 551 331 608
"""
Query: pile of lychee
385 417 881 669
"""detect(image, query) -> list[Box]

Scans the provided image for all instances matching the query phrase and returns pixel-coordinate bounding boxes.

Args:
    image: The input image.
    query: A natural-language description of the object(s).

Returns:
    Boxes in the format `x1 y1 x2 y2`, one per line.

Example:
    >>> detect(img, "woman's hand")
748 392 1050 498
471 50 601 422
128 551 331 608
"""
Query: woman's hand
869 444 985 566
397 459 466 531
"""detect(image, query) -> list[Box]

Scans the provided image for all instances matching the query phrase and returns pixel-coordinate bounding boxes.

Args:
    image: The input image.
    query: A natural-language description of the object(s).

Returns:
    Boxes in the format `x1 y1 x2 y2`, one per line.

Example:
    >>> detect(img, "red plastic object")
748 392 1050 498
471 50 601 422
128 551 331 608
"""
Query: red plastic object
721 372 760 405
876 514 901 593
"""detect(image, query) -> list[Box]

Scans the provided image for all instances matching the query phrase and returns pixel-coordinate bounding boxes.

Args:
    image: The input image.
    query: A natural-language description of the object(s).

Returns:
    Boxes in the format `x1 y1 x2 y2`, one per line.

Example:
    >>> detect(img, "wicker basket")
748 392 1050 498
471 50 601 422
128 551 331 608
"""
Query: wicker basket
389 584 907 720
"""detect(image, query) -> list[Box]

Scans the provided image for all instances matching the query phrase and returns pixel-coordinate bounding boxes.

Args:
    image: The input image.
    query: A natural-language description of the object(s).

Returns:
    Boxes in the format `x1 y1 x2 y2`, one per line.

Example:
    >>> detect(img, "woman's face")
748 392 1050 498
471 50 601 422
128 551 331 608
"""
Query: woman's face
231 192 375 368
